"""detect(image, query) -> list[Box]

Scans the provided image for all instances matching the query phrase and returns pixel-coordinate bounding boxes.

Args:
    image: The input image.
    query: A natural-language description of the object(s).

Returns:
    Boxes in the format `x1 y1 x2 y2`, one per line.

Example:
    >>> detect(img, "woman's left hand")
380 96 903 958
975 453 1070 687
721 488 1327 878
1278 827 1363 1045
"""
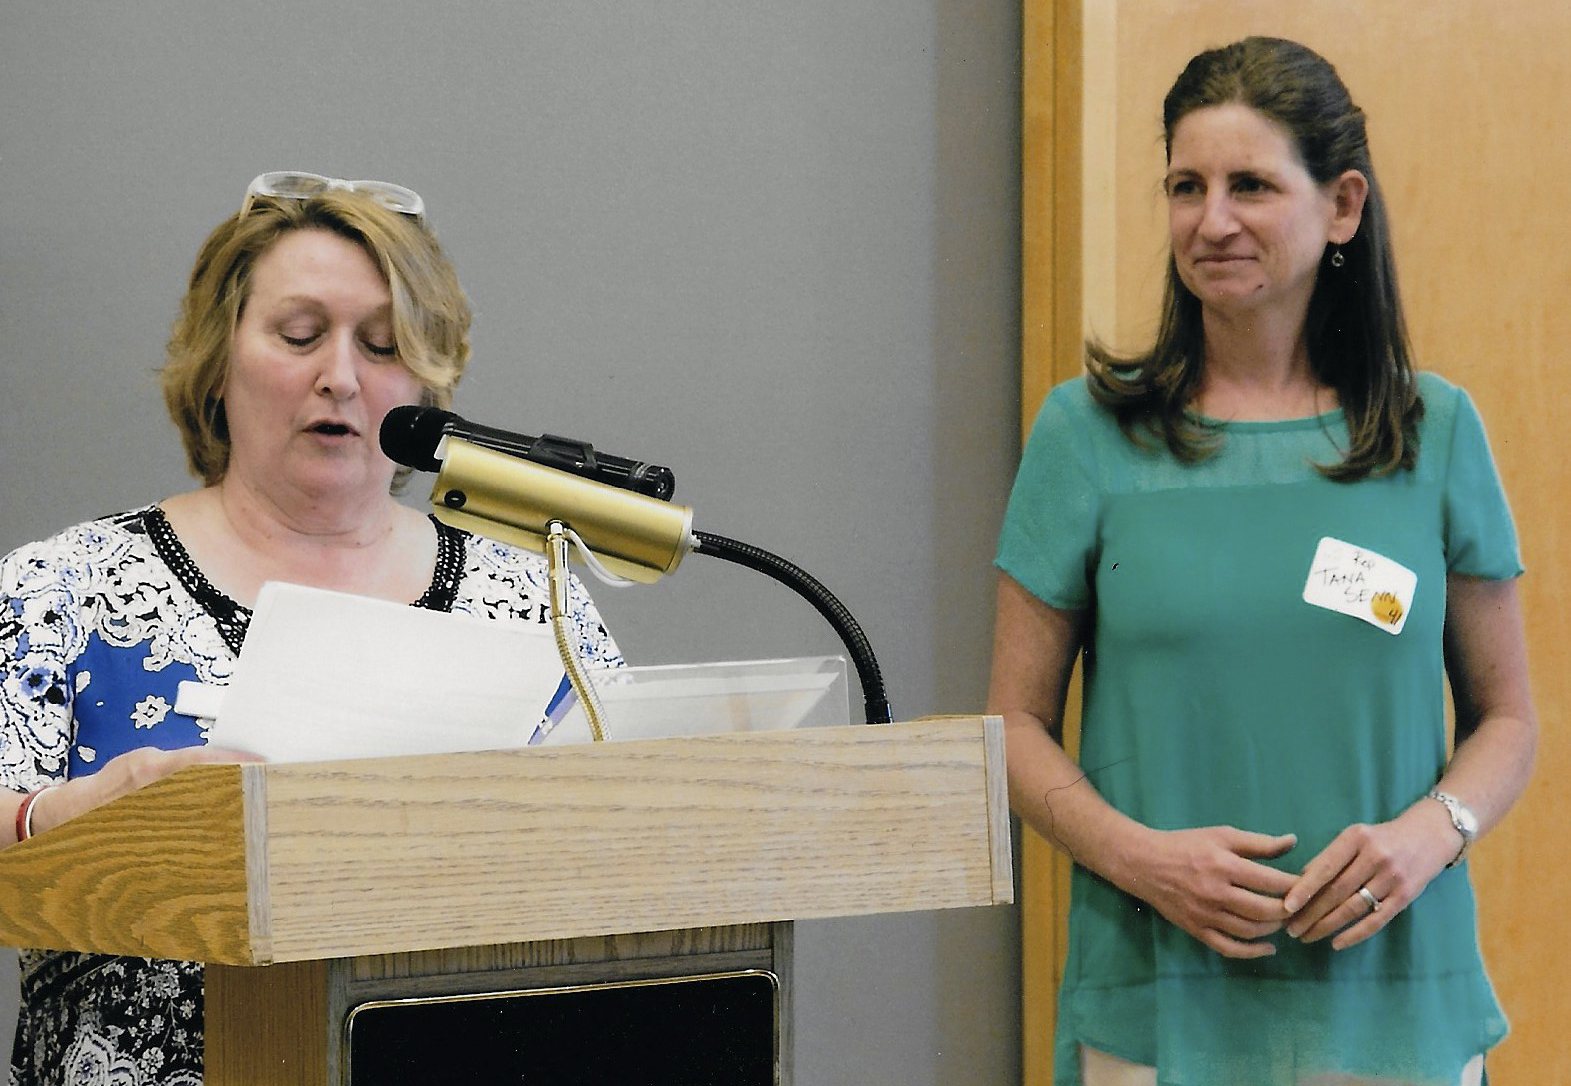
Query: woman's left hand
1280 800 1460 950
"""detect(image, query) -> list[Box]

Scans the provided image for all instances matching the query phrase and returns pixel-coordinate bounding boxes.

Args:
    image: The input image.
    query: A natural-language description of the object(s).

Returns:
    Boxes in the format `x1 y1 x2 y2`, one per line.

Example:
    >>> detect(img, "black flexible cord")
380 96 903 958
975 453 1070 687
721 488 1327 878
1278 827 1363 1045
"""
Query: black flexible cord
692 530 892 725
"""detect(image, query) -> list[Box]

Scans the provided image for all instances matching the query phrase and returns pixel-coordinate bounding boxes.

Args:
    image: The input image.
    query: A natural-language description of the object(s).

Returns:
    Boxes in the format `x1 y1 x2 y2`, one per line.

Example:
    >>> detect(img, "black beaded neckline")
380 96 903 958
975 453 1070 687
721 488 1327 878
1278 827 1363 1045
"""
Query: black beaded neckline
140 506 467 657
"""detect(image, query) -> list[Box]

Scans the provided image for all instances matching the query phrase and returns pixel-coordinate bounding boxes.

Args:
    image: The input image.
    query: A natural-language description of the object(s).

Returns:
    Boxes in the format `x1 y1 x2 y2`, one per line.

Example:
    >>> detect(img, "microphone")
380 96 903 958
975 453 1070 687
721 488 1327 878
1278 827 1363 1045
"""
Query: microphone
380 406 676 501
380 406 694 584
378 410 891 723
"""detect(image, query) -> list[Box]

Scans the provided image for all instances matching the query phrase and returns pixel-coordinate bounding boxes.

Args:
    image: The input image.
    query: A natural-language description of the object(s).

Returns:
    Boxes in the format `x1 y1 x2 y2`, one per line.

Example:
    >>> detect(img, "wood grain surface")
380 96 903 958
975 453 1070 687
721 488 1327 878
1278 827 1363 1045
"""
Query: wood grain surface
0 762 251 961
258 717 1011 962
0 717 1010 969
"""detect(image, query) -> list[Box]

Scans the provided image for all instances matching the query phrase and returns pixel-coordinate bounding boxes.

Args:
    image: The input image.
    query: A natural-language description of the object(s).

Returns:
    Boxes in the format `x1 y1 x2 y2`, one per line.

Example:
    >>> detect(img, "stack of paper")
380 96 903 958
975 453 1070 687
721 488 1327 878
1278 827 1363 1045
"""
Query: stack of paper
202 582 570 763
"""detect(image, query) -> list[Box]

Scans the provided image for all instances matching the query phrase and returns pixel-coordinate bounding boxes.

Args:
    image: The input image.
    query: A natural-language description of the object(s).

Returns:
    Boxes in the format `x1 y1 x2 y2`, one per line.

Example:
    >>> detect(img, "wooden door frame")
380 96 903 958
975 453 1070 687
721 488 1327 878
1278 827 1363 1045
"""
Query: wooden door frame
1019 1 1082 1082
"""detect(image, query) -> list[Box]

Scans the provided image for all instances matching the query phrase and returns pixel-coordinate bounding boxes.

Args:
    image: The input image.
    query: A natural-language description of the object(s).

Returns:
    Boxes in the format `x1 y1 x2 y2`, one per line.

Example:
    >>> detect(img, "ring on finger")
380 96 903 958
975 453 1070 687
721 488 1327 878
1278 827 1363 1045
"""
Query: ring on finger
1357 886 1382 914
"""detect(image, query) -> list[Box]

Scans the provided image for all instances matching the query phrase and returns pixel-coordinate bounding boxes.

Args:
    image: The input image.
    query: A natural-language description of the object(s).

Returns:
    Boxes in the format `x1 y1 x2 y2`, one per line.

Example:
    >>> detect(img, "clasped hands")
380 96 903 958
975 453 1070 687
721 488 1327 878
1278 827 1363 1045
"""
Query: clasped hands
1128 804 1462 959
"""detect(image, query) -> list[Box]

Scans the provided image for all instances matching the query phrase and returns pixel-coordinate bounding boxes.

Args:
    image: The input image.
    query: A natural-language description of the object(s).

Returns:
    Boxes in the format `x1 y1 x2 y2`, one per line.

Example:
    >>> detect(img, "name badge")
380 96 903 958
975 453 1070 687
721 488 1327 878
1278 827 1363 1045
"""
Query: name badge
1302 537 1417 635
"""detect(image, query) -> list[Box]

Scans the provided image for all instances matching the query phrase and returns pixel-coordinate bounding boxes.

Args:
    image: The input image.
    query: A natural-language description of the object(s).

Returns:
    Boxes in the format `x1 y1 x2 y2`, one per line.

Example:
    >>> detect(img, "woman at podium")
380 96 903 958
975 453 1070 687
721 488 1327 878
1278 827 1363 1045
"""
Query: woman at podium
0 174 622 1084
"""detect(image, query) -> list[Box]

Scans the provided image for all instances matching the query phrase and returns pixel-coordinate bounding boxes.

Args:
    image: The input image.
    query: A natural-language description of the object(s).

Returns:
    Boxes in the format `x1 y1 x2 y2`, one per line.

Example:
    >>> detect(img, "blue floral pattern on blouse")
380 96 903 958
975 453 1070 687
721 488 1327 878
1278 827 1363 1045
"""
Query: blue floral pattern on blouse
1 507 621 1085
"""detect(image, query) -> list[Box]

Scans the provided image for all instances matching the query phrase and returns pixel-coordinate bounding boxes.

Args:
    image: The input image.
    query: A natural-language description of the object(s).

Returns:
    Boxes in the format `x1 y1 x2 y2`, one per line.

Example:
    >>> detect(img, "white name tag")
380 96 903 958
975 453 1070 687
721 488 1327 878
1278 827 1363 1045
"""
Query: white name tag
1302 537 1417 635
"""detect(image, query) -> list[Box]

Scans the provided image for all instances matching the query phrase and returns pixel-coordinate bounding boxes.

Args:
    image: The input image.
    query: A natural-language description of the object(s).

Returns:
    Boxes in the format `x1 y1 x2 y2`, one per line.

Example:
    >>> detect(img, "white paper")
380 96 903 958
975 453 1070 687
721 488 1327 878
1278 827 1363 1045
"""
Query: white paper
207 581 569 762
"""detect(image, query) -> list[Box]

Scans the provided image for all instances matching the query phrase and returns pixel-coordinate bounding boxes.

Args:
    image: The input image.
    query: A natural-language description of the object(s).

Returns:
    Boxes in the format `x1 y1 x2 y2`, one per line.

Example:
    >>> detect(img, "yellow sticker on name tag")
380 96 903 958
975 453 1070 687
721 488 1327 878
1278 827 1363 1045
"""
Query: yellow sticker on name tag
1302 537 1417 635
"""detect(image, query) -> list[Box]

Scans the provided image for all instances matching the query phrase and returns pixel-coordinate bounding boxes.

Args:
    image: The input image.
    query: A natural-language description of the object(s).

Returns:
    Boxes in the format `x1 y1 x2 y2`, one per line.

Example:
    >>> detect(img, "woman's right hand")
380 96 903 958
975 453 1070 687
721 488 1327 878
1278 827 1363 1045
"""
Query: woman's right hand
11 745 260 844
1118 826 1299 959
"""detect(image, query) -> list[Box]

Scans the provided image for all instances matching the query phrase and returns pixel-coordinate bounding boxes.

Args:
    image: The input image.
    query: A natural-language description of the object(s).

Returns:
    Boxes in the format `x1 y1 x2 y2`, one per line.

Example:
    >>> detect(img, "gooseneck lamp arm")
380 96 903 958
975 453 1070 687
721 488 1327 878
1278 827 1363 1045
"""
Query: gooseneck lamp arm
544 520 611 742
689 532 892 725
380 406 893 726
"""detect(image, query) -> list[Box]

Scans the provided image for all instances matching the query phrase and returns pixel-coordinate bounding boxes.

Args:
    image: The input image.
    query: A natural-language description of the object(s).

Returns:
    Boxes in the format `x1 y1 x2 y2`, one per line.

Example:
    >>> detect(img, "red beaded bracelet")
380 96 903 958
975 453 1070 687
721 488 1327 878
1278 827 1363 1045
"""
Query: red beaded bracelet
14 787 56 843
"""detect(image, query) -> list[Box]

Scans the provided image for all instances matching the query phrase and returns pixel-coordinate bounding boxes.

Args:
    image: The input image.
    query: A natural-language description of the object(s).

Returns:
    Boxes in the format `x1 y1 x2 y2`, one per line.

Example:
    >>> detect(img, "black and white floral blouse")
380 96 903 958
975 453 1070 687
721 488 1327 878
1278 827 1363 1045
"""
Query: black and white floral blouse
0 506 622 1085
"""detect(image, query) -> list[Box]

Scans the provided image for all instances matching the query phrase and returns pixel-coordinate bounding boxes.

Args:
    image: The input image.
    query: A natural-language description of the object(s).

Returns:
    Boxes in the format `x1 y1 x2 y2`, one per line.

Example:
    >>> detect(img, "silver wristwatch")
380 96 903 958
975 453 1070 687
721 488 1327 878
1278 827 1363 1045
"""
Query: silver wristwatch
1426 790 1479 868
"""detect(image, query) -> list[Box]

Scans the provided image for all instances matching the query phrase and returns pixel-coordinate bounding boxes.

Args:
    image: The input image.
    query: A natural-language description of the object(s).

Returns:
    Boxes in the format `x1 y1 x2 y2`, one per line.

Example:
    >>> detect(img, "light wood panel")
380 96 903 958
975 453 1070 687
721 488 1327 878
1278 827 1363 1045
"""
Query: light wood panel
258 718 1012 961
350 924 776 983
0 717 1011 965
1022 2 1571 1080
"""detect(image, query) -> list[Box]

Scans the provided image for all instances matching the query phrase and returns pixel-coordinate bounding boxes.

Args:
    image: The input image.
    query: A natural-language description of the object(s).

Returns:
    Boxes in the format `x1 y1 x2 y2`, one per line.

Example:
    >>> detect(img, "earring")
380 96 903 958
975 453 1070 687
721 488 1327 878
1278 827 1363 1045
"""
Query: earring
1330 247 1346 268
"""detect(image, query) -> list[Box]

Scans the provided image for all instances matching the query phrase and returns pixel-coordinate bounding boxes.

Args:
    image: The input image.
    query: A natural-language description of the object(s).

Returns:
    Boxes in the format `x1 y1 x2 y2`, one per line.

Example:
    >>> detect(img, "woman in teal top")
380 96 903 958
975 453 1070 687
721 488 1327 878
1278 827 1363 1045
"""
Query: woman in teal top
990 38 1536 1086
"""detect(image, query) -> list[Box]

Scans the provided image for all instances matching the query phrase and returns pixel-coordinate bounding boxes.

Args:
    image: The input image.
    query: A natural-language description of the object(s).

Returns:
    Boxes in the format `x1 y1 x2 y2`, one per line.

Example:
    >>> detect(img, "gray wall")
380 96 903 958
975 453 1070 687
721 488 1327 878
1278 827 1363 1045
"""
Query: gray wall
0 3 1022 1081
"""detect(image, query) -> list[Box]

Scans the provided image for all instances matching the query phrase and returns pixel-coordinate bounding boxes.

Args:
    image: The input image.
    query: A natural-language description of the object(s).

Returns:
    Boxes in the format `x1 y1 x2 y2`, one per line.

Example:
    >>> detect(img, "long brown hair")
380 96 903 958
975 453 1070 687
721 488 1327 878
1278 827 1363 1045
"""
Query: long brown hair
1088 36 1422 481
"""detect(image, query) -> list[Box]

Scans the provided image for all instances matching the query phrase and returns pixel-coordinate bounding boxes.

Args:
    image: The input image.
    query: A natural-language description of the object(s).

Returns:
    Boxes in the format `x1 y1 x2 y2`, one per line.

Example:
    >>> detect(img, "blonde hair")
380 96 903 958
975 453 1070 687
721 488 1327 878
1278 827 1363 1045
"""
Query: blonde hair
161 191 472 484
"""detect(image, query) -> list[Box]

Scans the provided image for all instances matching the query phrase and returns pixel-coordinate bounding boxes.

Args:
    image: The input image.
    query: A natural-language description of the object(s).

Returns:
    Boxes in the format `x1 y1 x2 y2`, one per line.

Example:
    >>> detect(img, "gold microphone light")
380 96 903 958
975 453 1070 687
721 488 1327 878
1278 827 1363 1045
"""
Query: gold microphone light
429 437 695 584
379 406 893 726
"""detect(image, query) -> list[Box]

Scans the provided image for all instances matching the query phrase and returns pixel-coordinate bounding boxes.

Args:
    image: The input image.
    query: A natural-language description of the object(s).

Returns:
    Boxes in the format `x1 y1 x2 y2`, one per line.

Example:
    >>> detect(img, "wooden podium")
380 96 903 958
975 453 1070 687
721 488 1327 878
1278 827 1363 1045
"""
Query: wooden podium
0 716 1010 1084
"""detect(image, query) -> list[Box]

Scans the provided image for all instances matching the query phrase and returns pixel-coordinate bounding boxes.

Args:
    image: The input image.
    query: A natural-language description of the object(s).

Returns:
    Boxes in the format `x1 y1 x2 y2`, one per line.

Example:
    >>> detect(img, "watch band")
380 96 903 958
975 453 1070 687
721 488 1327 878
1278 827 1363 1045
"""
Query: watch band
1426 790 1478 868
